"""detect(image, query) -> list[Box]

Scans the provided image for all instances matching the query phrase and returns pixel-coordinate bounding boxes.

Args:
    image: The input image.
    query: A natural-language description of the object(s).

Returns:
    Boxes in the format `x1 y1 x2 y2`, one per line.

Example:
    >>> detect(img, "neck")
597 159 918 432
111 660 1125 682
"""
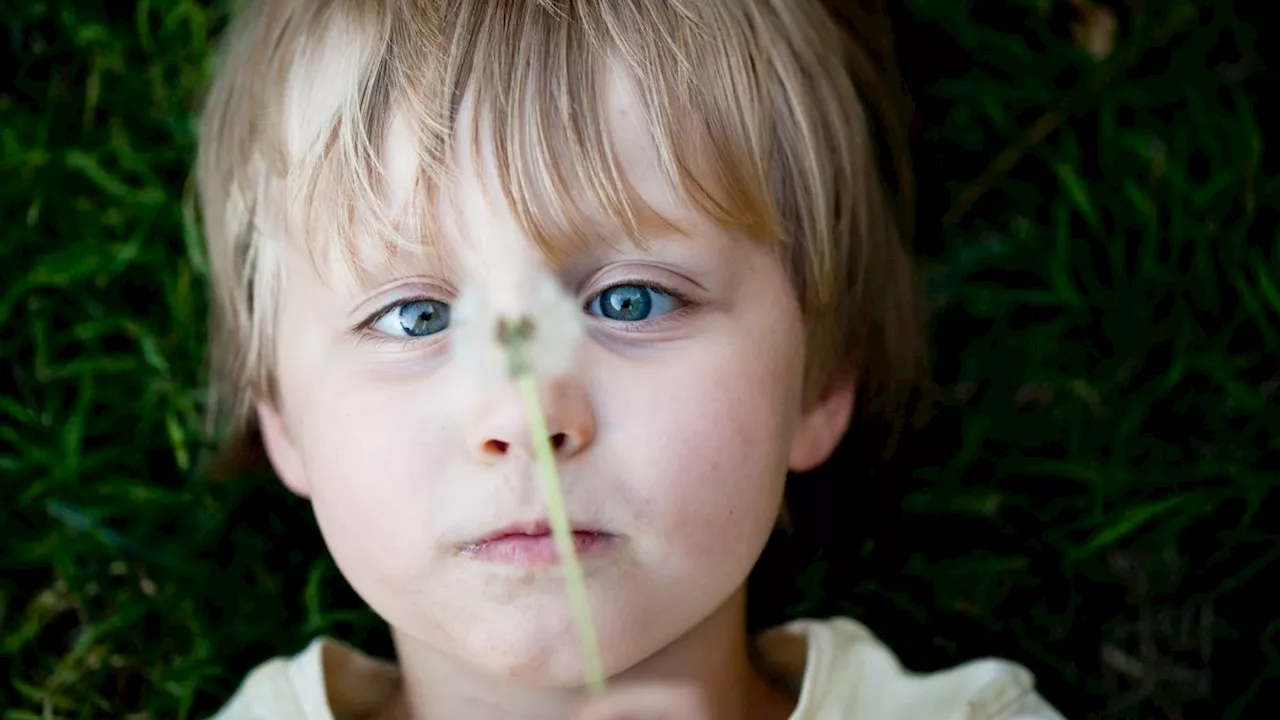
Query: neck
380 585 794 720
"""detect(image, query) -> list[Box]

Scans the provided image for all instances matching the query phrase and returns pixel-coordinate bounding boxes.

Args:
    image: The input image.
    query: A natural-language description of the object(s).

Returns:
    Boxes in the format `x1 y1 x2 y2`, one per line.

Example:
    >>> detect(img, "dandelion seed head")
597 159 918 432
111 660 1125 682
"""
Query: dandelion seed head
452 270 584 384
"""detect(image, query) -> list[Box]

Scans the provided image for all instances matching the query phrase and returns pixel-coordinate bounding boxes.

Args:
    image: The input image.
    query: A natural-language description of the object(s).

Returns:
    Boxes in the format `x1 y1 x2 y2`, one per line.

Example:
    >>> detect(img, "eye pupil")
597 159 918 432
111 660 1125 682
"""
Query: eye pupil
399 300 449 336
601 286 652 321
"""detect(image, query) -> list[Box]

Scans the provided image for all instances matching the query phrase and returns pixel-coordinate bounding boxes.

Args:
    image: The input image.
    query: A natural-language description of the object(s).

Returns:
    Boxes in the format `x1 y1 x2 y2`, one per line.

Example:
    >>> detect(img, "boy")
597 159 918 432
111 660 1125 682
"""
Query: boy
197 0 1067 718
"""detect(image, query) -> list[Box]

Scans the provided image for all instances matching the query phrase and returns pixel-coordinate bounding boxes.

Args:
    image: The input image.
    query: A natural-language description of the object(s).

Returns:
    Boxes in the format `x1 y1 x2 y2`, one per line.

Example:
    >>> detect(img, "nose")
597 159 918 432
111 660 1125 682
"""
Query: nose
469 377 596 463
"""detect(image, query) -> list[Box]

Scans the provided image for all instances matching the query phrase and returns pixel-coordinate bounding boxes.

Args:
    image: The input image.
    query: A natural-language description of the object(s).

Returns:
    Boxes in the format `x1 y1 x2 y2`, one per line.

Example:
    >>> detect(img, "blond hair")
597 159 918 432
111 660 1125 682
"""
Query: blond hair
196 0 925 475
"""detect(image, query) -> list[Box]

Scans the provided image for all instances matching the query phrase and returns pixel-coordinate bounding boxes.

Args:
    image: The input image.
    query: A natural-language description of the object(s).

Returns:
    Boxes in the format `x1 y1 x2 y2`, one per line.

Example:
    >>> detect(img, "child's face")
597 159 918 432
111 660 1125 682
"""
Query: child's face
257 69 853 685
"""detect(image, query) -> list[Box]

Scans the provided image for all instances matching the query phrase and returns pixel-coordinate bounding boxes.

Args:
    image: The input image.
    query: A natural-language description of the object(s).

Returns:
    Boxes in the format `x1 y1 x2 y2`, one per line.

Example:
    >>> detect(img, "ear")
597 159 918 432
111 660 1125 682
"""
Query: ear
256 401 312 498
788 376 856 473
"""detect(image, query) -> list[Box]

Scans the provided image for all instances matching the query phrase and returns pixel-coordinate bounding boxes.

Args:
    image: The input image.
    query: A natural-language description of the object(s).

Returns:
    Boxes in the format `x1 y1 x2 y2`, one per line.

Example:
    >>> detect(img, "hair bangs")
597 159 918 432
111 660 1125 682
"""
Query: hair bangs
279 0 791 288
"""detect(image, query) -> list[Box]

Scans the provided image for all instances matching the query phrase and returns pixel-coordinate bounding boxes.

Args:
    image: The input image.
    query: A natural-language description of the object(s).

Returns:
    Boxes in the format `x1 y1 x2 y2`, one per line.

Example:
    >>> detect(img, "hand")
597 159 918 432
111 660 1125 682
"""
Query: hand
569 681 712 720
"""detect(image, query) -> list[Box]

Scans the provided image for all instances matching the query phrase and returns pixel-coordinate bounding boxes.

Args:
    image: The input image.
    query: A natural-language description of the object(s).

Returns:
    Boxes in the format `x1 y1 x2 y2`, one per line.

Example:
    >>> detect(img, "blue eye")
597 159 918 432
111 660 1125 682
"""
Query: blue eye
372 299 450 338
587 284 680 322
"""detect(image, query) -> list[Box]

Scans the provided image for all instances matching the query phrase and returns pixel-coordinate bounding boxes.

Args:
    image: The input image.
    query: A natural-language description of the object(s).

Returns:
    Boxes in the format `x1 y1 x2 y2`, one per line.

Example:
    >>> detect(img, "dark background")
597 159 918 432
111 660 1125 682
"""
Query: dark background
2 1 1275 718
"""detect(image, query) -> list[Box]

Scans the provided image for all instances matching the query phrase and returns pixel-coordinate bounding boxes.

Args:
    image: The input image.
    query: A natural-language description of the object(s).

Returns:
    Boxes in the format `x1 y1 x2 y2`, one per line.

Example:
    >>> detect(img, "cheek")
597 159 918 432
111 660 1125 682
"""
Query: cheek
281 365 457 596
599 330 804 571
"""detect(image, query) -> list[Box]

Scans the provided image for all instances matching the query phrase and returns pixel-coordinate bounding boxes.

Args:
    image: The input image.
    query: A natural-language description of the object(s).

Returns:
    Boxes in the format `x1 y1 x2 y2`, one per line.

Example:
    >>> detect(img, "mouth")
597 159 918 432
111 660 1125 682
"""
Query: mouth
460 520 617 566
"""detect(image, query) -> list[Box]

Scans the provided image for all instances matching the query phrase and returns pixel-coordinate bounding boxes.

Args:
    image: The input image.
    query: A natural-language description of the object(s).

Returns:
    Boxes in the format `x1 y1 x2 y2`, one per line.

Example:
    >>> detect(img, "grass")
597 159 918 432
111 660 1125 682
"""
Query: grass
1 1 1275 718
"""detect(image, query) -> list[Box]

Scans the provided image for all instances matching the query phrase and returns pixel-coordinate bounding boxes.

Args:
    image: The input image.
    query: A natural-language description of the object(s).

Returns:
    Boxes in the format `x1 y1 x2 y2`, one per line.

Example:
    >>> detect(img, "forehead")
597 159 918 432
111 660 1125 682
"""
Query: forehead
447 66 690 259
309 67 689 291
306 70 712 295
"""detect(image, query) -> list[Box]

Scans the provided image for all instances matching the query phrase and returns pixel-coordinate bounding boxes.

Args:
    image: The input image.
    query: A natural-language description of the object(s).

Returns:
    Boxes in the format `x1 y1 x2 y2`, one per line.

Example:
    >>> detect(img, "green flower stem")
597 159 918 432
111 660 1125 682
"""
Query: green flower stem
516 372 606 694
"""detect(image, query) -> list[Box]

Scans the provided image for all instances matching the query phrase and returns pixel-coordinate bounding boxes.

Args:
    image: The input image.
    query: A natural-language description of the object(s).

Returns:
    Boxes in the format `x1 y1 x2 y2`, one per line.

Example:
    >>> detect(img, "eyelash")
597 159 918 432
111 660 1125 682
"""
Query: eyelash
592 279 696 333
353 279 697 346
352 298 444 349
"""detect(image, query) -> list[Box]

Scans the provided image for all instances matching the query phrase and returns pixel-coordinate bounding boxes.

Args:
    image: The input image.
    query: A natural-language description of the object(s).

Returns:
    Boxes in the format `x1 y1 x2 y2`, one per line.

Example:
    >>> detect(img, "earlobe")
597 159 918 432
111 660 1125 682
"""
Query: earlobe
256 401 312 498
788 377 856 473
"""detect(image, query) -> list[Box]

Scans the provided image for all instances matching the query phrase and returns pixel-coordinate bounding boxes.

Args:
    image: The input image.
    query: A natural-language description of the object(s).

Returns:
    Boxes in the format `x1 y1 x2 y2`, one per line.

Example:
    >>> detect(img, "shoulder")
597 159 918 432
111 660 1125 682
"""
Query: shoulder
207 637 399 720
207 638 329 720
757 617 1068 720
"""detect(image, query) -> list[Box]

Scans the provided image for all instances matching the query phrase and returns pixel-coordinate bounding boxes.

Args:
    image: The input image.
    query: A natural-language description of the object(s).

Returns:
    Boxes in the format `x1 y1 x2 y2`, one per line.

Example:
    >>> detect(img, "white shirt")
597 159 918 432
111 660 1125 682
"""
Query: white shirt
211 617 1067 719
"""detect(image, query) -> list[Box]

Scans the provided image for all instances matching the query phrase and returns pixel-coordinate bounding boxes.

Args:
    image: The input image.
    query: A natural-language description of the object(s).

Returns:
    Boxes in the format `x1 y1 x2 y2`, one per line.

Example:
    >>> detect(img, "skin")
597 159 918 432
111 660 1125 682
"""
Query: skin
256 67 854 720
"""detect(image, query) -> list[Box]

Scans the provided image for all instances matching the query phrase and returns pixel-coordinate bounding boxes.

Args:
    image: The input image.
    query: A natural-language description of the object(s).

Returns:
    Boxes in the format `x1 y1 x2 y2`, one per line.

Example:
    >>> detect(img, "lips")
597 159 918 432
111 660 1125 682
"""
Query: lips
462 520 616 566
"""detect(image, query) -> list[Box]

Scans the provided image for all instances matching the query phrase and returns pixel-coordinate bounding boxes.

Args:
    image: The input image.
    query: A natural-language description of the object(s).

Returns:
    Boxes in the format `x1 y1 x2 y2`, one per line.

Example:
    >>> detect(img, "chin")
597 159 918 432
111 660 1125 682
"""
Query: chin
456 604 652 688
464 624 600 687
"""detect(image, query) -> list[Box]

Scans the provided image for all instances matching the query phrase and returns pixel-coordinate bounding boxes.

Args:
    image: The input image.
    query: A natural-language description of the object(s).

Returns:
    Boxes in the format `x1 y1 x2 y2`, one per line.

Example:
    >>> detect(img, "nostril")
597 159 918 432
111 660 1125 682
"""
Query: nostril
484 439 509 455
550 433 567 451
